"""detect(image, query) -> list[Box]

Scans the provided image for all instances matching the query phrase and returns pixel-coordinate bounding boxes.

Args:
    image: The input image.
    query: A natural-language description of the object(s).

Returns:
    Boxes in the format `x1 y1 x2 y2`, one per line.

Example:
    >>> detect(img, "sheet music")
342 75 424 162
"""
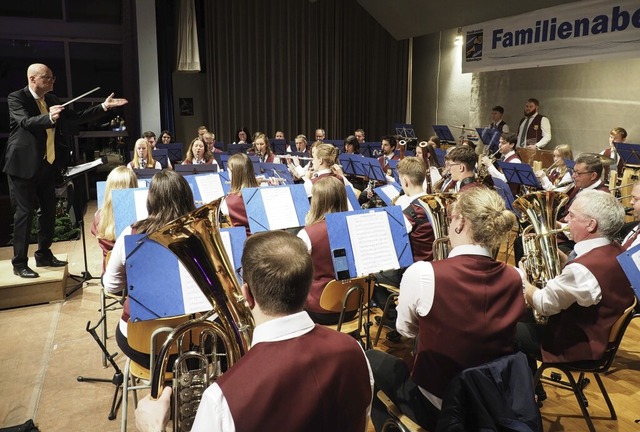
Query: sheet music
133 189 149 220
65 157 104 178
346 211 399 275
195 174 225 204
379 185 401 203
262 187 299 229
179 262 213 314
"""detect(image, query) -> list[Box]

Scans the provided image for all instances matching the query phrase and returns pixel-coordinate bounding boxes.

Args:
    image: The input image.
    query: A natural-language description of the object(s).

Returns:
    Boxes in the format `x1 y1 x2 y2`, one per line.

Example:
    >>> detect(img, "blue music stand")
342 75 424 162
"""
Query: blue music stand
133 168 161 179
565 159 576 170
476 127 501 153
175 164 218 175
242 184 310 233
325 206 413 279
157 143 184 163
271 139 288 154
256 162 294 184
616 142 640 166
387 159 400 183
497 161 542 189
361 158 387 182
151 148 169 168
227 143 253 154
432 125 456 144
434 148 446 166
394 123 416 140
339 154 367 176
361 142 382 157
492 177 518 216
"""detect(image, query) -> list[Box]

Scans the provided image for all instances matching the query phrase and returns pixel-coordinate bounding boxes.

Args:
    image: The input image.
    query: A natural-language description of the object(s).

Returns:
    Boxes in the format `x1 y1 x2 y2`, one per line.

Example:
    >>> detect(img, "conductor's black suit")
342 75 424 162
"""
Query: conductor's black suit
4 86 107 273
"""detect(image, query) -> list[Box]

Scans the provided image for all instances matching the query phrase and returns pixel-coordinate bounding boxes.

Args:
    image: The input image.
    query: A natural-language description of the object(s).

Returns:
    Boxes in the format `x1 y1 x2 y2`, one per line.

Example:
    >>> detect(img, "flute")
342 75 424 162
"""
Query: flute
277 154 313 160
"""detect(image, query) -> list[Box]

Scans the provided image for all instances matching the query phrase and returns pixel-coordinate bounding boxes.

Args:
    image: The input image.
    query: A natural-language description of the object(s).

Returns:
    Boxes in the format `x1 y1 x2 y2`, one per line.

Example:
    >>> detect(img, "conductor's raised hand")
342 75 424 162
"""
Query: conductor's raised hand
103 92 129 109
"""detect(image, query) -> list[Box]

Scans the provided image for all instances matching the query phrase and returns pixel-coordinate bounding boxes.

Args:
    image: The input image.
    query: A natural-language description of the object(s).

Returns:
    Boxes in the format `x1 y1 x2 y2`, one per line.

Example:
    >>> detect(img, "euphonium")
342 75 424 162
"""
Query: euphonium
146 198 254 431
513 191 569 324
416 193 458 260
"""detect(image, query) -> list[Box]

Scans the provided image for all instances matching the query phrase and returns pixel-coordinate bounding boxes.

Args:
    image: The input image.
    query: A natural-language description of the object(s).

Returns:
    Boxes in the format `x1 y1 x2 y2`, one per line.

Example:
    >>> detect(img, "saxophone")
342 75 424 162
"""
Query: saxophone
513 191 569 324
146 198 255 431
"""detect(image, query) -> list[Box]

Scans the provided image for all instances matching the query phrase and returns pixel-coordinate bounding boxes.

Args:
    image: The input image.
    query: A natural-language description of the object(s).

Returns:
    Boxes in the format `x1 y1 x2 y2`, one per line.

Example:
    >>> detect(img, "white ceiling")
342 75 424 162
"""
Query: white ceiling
357 0 583 40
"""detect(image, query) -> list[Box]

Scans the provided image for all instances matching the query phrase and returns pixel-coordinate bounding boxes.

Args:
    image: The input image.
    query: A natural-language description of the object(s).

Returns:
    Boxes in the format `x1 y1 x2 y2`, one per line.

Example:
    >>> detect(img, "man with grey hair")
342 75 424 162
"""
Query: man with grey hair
517 190 634 401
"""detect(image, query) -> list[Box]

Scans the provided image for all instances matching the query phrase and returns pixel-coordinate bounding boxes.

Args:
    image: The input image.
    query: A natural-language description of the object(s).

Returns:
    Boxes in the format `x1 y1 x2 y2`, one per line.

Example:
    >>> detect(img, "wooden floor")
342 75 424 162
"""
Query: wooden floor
1 200 640 431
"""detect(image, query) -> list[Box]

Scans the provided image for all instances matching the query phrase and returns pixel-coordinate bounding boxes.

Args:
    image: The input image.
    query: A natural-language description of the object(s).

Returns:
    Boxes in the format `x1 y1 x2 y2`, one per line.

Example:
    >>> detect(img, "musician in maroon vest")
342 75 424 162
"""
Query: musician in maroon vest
366 187 525 431
480 133 521 197
222 153 259 236
135 230 374 432
517 190 633 402
622 182 640 250
599 126 627 180
303 142 350 197
378 135 401 174
297 177 349 324
446 145 482 192
516 98 551 149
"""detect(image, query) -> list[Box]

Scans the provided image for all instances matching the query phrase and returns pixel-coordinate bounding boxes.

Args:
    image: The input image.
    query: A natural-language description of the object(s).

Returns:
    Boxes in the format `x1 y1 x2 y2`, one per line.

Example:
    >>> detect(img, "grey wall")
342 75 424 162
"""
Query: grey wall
412 28 640 156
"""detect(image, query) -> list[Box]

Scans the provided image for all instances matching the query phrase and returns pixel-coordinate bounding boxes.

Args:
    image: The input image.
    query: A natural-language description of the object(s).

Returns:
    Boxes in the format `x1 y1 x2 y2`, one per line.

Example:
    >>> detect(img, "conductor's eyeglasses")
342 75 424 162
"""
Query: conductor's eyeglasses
39 75 56 82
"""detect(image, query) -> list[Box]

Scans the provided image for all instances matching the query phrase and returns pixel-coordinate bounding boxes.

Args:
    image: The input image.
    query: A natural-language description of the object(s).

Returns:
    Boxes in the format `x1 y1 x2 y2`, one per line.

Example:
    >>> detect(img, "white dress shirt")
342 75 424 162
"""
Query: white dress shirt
517 114 552 148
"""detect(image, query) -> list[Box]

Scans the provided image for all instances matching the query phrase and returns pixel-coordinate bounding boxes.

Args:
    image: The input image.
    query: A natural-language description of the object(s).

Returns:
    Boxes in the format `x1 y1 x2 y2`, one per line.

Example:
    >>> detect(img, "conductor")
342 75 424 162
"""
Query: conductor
4 63 128 278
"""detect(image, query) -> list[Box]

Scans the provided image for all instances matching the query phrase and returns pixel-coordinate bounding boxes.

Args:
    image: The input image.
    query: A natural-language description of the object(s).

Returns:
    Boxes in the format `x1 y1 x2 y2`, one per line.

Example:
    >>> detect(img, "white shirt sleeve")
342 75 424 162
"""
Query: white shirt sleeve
396 261 435 338
191 383 236 432
102 226 132 294
536 117 552 149
297 228 312 253
531 263 602 316
487 163 506 182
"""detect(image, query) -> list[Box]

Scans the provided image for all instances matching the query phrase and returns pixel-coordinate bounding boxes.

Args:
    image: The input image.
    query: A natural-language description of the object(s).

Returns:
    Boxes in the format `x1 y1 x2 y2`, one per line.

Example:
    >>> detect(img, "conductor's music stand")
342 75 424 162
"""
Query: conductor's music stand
432 125 456 145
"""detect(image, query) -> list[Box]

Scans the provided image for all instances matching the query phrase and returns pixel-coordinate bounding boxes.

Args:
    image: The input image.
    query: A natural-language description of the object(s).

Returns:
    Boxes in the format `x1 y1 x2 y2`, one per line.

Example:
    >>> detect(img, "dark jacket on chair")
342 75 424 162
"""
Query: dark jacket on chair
436 352 542 432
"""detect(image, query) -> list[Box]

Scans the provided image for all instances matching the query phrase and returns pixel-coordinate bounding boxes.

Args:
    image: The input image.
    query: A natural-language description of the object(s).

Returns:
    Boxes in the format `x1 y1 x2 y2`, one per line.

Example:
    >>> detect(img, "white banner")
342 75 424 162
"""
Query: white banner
462 0 640 73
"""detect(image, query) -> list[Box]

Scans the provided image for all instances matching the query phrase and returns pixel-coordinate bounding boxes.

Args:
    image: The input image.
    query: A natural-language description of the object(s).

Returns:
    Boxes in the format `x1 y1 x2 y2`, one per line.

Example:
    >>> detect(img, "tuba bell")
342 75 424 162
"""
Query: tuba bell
145 198 255 431
513 191 569 324
416 193 457 260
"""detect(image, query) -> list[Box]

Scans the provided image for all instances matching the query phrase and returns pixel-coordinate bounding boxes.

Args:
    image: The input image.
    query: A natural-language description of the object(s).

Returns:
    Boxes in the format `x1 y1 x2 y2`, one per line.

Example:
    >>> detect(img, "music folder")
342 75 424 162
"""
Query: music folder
374 183 402 206
112 187 150 237
432 125 456 144
242 184 310 233
65 156 106 179
325 206 413 279
497 161 542 189
617 244 640 295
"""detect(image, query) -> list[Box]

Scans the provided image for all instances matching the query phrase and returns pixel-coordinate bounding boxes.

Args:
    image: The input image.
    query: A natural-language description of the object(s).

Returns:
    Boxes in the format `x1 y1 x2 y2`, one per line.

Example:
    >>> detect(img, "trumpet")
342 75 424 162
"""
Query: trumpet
544 160 559 175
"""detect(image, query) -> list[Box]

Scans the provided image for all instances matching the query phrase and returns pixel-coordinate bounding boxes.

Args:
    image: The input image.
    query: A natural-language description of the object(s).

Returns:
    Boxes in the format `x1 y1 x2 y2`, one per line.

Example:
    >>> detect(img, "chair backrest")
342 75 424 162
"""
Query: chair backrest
599 296 638 371
127 315 191 356
319 277 372 313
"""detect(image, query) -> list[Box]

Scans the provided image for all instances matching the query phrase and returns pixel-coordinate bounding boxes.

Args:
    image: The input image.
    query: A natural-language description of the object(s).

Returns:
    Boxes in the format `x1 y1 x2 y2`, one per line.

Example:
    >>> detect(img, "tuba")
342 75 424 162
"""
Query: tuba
416 193 457 260
145 198 254 431
513 191 569 324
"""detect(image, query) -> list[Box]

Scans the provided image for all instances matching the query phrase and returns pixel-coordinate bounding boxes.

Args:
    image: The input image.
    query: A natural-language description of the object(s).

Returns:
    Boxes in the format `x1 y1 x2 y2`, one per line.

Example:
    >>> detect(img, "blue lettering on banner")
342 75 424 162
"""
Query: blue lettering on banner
491 5 640 50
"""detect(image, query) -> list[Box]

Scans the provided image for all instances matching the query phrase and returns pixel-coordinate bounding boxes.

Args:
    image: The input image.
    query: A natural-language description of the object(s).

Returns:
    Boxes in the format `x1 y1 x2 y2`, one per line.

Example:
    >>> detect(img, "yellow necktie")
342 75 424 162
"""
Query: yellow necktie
36 98 55 164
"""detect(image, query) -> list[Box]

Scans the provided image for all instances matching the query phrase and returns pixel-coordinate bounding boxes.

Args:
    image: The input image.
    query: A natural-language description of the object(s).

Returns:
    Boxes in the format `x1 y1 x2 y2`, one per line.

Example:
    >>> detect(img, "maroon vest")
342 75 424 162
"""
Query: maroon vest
378 153 399 171
403 202 434 262
458 176 482 192
304 221 335 313
542 243 633 363
411 255 525 398
226 193 250 235
519 114 545 144
218 325 371 432
558 183 608 221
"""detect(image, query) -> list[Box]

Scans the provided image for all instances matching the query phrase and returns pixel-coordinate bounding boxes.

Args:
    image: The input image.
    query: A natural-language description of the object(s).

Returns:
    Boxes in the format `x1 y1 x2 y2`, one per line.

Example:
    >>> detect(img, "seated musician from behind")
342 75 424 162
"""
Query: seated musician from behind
221 153 259 236
91 166 138 273
415 141 442 190
297 177 350 325
135 230 374 432
600 126 627 180
129 138 161 169
366 187 524 431
445 145 481 192
182 137 217 166
535 144 573 192
250 133 279 163
516 190 633 402
303 143 351 197
103 170 196 369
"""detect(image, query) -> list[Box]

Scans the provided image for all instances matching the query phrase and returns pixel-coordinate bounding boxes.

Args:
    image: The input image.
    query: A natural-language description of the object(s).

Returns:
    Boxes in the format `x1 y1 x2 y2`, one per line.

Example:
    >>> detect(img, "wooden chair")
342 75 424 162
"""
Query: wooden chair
120 315 190 432
533 297 637 432
377 390 427 432
318 276 374 348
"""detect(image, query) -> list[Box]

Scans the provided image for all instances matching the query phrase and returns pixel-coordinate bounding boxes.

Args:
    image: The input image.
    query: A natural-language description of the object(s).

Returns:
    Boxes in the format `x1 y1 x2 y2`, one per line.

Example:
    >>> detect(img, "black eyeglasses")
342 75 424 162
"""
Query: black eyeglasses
572 170 594 176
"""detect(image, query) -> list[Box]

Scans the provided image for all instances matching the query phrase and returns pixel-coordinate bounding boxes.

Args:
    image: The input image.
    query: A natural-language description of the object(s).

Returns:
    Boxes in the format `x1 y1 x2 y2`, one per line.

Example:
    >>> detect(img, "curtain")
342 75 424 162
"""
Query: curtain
177 0 201 72
155 0 176 134
203 0 408 144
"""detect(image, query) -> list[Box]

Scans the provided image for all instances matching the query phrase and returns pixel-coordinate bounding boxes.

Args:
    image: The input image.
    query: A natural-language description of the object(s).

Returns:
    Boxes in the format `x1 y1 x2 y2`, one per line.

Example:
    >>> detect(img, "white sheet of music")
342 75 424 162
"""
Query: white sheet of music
195 174 225 204
179 262 213 314
262 187 298 229
379 185 401 203
133 189 149 221
220 230 234 271
347 211 399 276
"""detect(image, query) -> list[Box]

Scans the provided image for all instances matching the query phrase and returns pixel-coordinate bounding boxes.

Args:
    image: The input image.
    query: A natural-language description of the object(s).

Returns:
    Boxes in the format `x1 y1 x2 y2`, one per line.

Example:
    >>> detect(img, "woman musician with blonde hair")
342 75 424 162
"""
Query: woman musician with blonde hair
221 153 259 235
535 144 573 193
303 142 352 197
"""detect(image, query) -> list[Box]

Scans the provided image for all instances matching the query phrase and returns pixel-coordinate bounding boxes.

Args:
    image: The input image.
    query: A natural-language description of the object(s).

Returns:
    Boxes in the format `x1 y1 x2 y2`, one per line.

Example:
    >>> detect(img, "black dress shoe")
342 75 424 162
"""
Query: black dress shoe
14 267 40 278
35 256 68 267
